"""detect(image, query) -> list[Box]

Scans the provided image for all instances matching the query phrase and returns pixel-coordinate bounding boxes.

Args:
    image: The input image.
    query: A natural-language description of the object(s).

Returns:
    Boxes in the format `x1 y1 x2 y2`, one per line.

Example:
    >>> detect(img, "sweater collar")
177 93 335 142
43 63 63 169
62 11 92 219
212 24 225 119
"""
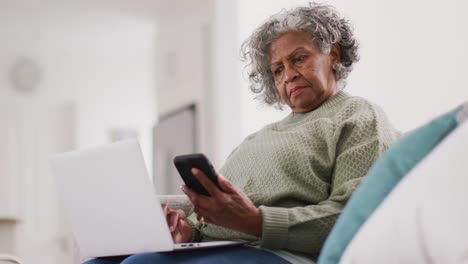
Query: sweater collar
280 91 350 126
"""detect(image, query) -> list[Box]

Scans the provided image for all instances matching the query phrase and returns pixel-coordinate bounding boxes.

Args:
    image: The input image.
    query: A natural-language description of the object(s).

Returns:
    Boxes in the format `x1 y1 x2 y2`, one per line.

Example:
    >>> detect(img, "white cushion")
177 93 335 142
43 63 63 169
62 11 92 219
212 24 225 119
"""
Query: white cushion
340 121 468 263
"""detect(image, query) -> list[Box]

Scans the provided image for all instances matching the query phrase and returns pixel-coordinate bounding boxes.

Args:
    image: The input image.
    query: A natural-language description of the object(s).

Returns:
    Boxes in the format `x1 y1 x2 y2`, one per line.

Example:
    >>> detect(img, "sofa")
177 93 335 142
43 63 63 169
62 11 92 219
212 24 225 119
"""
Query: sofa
318 100 468 263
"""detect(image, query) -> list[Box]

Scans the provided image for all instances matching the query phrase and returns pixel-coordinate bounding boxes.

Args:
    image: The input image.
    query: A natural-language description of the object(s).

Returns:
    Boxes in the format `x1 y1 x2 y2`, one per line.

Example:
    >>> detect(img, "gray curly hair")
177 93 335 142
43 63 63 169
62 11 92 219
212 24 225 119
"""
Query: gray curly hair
241 2 359 107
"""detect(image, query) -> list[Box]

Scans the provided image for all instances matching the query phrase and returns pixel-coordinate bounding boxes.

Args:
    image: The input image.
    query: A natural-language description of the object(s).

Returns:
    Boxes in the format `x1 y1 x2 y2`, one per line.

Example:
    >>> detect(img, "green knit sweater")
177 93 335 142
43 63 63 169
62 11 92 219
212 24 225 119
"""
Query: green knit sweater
192 92 400 262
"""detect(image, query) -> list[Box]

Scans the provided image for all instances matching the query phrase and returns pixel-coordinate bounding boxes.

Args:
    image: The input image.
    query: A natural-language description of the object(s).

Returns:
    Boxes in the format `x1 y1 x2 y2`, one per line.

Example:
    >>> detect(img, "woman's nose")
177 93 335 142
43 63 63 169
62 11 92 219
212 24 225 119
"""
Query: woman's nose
284 65 299 84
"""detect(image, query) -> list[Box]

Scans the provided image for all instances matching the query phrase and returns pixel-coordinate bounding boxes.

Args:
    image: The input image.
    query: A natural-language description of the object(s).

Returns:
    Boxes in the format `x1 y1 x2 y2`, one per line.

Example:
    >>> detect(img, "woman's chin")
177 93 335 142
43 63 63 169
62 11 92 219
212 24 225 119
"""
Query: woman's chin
290 98 318 113
291 105 315 113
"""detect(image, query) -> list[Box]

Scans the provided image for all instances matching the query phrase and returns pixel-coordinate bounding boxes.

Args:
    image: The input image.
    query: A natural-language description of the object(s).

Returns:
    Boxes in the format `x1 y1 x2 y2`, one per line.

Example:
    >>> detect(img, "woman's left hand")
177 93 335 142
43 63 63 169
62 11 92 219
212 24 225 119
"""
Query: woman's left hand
181 168 263 238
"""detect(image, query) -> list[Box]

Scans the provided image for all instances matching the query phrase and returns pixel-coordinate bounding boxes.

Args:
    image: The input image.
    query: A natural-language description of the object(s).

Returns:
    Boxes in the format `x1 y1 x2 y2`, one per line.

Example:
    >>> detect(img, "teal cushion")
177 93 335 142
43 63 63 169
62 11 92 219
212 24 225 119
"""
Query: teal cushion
318 109 459 264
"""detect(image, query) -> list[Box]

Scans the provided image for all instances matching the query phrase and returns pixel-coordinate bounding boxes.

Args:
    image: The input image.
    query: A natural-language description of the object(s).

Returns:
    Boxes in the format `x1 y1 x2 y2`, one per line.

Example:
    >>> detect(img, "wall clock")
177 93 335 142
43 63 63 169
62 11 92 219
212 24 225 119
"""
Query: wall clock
9 58 42 93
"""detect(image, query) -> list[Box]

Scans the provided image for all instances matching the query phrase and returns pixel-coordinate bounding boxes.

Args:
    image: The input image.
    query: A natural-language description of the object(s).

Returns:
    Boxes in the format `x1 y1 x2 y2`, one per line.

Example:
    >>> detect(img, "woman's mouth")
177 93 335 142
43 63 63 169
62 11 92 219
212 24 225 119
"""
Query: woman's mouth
290 86 306 97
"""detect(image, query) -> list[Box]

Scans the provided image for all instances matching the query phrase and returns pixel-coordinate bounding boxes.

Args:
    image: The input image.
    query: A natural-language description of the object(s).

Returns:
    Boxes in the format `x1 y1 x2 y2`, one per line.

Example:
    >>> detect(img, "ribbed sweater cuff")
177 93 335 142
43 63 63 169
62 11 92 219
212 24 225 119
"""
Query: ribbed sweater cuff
188 221 202 242
187 214 202 242
259 206 289 248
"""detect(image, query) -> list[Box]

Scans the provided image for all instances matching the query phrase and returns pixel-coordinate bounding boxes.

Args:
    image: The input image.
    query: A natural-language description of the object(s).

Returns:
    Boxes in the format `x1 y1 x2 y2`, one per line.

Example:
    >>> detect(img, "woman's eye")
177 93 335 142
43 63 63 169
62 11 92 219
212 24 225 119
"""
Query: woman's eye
293 55 305 64
273 66 284 76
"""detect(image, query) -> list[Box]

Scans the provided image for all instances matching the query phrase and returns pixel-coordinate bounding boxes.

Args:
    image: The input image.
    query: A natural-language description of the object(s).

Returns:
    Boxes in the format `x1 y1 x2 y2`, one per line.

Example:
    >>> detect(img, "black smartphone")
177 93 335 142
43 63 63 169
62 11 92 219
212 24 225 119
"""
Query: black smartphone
173 153 221 196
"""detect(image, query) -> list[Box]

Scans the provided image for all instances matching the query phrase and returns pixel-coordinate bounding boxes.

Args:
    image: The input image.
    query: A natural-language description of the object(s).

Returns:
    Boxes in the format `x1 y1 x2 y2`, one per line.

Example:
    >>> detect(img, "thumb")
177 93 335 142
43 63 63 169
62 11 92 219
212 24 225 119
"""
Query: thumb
217 174 237 193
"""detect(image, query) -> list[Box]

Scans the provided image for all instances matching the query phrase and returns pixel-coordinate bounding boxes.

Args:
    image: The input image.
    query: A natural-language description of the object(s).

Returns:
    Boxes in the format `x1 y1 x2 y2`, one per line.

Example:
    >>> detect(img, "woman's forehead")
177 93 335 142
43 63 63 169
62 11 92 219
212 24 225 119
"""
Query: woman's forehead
269 32 319 61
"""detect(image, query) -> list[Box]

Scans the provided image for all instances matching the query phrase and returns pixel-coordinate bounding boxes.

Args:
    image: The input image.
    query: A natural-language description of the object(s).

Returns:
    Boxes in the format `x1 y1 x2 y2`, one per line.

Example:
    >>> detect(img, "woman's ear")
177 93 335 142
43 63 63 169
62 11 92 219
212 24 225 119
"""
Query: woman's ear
330 44 341 65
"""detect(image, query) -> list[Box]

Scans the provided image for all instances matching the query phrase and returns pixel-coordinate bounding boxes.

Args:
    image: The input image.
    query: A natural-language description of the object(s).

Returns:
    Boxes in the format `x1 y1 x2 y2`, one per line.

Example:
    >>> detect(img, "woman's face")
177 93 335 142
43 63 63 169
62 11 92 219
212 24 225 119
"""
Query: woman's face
269 31 339 113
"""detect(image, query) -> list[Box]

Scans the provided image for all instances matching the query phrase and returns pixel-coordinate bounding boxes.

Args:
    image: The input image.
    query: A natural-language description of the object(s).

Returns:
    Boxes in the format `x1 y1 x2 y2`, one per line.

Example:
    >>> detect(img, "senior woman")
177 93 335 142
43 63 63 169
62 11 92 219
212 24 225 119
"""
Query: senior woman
85 3 400 264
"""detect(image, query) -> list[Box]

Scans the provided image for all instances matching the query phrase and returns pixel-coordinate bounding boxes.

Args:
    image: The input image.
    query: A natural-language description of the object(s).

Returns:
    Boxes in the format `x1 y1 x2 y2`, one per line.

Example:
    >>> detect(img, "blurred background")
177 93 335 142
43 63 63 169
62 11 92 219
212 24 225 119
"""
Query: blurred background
1 0 467 263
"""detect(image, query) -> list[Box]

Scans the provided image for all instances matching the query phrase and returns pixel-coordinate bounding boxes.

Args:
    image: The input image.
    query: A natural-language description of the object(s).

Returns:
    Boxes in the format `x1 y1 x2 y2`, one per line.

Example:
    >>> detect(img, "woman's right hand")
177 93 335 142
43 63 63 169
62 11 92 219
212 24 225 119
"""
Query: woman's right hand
162 203 193 243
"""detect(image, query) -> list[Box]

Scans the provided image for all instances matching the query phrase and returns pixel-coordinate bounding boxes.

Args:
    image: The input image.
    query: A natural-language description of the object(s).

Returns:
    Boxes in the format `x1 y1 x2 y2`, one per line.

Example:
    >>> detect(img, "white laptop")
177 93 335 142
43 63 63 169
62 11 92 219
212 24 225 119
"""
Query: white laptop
50 139 245 259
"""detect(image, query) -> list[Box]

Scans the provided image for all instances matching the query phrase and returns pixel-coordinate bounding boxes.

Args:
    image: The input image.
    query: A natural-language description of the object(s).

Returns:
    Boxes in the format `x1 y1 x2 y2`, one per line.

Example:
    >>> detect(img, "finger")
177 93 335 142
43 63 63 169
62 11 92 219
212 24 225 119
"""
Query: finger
181 184 211 210
175 209 187 218
172 219 183 240
217 174 237 194
167 211 180 232
171 230 179 243
191 168 221 197
172 219 188 243
180 184 196 199
161 203 169 216
177 218 186 234
171 224 182 243
174 218 184 232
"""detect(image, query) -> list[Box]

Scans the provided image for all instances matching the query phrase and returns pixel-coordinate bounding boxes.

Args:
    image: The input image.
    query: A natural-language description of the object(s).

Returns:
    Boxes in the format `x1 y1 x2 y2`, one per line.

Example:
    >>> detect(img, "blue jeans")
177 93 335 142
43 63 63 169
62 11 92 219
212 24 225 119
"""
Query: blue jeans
83 246 290 264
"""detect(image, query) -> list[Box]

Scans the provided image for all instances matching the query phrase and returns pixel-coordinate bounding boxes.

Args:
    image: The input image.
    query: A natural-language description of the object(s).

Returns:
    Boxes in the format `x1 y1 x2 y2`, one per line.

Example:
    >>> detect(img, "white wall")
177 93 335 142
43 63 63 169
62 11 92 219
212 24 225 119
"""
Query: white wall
238 0 468 136
0 1 159 262
212 0 242 166
154 0 242 169
150 0 239 169
0 1 158 166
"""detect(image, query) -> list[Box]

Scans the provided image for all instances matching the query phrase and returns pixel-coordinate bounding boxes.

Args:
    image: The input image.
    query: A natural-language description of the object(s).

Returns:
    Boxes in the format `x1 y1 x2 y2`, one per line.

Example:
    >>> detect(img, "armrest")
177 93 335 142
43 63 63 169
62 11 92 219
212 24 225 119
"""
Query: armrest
157 195 193 215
